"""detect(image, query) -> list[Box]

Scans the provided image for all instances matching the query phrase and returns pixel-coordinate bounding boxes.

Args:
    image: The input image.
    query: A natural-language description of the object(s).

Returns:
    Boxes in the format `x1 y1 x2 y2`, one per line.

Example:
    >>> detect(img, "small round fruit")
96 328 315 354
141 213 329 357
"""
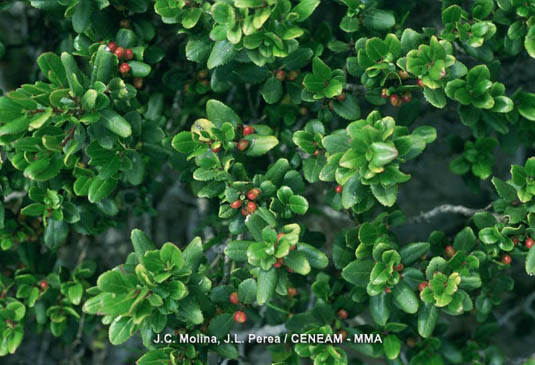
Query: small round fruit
243 126 255 136
418 281 428 291
338 330 348 341
247 201 257 213
337 309 348 319
445 245 455 257
273 259 283 268
234 311 247 323
526 237 534 249
229 292 239 304
502 254 512 265
277 233 284 243
402 92 412 103
39 280 48 290
390 94 402 107
237 139 249 151
133 77 143 89
198 69 208 79
336 93 346 102
394 263 404 272
114 47 125 59
288 70 299 81
107 41 117 52
241 208 248 216
381 88 389 99
125 49 134 60
119 63 131 75
230 200 242 209
120 19 130 28
287 287 297 297
398 70 409 80
384 287 392 293
314 150 320 156
335 185 343 194
513 237 519 245
247 188 261 201
275 70 286 82
417 79 424 88
210 144 222 153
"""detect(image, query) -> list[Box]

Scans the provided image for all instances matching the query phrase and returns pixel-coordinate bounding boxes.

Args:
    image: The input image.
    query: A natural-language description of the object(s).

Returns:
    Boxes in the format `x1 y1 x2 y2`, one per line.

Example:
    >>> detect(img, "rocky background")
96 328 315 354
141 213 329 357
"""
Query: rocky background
1 1 534 364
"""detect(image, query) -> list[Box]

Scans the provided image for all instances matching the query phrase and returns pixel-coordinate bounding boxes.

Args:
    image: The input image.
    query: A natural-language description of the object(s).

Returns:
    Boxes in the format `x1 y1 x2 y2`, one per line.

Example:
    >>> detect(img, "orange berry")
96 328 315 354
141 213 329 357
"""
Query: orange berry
337 309 348 319
229 292 239 304
233 311 247 323
230 200 242 209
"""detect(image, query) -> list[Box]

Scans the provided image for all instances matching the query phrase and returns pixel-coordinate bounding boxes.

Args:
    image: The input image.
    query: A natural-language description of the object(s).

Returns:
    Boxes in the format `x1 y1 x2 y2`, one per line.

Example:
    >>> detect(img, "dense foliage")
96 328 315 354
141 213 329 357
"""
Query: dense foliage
0 0 535 364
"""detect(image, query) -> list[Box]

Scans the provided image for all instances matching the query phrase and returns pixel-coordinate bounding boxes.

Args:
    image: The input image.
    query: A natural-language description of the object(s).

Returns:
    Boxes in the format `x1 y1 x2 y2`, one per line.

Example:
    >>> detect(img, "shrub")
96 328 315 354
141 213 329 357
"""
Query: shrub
0 0 535 364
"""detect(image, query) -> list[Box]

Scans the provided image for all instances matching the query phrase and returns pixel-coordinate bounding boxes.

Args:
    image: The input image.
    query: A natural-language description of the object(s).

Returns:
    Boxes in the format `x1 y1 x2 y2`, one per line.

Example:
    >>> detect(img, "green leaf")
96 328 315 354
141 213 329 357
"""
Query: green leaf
245 135 279 156
88 177 117 203
491 177 516 201
424 87 447 108
0 116 30 136
72 0 92 33
208 313 234 339
160 242 184 269
518 92 535 121
97 270 129 294
417 304 438 338
342 260 374 287
261 77 282 104
257 268 278 305
109 316 135 345
383 334 401 360
207 40 235 69
333 94 360 120
131 229 156 263
371 142 398 166
400 242 430 265
100 109 132 138
285 251 311 275
371 184 397 207
206 99 241 127
363 9 395 31
238 278 257 304
61 52 84 97
370 292 390 326
44 219 69 250
288 195 309 215
526 245 535 276
392 280 419 314
137 350 170 365
292 0 320 21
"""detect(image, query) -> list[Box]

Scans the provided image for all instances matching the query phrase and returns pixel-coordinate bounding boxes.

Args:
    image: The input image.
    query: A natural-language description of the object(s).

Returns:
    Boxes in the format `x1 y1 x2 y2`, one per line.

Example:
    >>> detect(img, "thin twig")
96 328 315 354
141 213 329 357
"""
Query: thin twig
407 203 495 224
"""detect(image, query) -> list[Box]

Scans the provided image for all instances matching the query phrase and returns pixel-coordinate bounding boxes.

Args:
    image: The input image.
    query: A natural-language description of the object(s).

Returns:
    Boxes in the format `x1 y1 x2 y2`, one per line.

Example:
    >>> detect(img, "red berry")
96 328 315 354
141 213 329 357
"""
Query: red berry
114 47 125 59
418 281 428 291
417 79 424 88
243 126 255 136
39 280 48 290
314 150 320 156
133 77 143 89
402 92 412 103
229 292 239 304
502 254 512 265
119 62 131 75
230 200 242 209
247 201 257 213
445 245 455 257
526 237 534 249
384 287 392 293
125 49 134 60
394 263 404 272
237 139 249 151
335 185 343 194
233 311 247 323
336 93 346 102
290 244 296 251
381 88 388 99
108 42 117 52
337 309 348 319
277 233 284 243
247 188 260 201
287 287 297 297
241 208 248 216
398 70 409 80
513 237 519 245
275 70 286 82
390 94 402 107
274 259 283 268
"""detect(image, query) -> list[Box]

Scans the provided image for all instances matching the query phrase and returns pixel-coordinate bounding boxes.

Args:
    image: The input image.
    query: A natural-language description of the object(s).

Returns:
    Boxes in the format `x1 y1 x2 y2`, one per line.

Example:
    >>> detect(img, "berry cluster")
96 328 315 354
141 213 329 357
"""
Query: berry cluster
230 188 260 217
107 41 143 89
